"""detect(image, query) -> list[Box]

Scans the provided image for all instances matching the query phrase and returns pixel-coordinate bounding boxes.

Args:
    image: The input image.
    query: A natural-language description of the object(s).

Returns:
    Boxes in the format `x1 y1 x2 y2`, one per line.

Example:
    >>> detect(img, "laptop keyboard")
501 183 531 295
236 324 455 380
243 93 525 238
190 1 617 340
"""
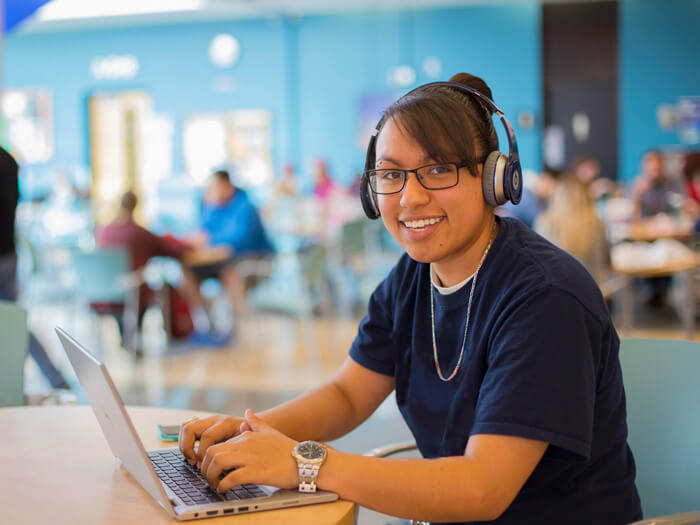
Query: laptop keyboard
148 449 267 506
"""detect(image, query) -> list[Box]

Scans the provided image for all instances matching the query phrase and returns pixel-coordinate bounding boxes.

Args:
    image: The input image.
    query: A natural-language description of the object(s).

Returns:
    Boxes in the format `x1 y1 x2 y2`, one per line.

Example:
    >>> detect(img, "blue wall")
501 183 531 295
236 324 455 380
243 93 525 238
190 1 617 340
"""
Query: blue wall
296 5 541 184
619 0 700 182
3 3 541 200
4 19 290 197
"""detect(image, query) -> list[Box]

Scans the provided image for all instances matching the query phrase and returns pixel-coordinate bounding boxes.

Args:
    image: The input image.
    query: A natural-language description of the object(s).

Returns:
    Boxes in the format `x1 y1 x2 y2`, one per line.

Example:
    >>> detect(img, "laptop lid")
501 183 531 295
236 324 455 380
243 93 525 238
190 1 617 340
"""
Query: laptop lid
55 327 176 518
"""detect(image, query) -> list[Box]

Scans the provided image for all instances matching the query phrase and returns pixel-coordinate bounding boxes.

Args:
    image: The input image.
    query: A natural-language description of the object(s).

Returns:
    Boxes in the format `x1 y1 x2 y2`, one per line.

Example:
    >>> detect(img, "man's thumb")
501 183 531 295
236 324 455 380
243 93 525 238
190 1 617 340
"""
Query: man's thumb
244 409 268 431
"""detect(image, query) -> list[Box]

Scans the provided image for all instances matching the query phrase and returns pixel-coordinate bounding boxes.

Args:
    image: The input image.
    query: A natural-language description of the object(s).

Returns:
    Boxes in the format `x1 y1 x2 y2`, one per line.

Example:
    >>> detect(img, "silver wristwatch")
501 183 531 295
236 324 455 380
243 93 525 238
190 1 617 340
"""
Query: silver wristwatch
291 440 327 493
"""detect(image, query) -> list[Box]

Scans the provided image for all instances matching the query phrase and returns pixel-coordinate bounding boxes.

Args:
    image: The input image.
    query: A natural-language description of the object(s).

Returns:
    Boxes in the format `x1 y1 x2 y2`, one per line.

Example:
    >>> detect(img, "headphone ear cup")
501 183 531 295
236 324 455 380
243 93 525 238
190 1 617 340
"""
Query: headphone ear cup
504 158 523 205
360 174 381 219
482 151 507 206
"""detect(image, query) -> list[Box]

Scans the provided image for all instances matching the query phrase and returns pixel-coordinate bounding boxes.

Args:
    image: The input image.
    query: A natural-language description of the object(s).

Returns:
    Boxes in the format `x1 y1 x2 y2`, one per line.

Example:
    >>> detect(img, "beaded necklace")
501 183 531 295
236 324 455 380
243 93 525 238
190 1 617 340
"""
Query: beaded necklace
430 221 497 382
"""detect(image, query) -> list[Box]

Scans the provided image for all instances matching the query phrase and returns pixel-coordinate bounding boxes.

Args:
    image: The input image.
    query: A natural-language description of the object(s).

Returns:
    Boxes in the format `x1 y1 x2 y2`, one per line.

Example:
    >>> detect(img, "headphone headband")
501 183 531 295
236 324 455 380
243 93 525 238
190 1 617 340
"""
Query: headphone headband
392 81 520 173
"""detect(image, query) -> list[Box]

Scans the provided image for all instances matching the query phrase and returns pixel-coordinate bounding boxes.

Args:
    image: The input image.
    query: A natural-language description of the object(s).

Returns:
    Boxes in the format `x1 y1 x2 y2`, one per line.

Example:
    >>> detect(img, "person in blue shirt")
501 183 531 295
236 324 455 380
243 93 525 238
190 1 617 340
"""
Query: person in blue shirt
179 74 641 524
180 170 273 343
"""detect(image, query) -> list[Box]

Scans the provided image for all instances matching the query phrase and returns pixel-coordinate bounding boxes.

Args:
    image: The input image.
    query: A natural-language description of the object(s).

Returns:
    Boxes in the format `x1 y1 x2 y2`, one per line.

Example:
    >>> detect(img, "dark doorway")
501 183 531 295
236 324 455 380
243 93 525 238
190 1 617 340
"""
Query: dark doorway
542 1 618 180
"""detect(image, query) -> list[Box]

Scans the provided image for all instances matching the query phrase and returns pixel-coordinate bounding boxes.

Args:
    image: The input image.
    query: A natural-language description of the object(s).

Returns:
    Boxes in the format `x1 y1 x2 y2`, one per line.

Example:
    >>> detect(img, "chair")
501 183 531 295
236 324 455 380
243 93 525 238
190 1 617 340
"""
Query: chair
70 249 143 355
619 337 700 518
628 512 700 525
0 301 29 406
335 218 401 316
362 338 700 524
245 249 321 355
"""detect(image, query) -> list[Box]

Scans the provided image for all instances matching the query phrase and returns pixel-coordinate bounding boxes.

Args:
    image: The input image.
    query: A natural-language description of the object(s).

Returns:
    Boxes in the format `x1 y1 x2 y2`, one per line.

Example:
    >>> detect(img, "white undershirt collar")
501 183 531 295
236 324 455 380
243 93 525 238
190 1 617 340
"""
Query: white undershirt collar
430 263 474 295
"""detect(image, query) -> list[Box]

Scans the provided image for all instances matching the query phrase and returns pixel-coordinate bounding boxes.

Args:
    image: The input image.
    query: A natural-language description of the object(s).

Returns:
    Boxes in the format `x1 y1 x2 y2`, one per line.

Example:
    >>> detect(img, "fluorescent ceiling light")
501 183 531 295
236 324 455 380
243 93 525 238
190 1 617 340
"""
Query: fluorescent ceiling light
36 0 203 21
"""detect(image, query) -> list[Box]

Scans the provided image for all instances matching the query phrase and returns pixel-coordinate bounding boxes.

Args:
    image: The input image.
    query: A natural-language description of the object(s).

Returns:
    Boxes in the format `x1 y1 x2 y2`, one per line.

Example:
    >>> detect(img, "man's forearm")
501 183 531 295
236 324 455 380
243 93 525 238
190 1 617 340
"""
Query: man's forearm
257 380 363 442
318 451 500 522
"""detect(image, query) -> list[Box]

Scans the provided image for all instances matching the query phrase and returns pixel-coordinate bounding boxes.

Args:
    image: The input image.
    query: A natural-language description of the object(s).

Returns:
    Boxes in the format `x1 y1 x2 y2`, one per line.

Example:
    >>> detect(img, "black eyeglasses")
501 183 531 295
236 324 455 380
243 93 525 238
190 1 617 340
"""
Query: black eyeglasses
365 160 485 195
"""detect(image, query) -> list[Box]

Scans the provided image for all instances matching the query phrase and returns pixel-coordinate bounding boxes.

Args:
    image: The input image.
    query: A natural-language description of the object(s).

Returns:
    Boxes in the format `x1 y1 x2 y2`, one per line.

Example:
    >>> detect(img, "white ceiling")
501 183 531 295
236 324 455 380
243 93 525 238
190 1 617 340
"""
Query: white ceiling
22 0 607 33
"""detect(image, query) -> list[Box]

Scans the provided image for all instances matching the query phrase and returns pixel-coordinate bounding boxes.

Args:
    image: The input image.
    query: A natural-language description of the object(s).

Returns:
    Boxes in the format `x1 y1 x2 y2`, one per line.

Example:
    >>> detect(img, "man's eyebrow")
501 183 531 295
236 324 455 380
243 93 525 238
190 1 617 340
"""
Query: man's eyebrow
376 154 433 166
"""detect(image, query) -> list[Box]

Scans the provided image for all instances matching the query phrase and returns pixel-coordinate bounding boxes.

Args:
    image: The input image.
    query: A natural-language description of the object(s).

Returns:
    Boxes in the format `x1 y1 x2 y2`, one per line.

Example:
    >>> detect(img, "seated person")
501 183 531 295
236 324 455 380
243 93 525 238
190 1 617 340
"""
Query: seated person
534 176 612 292
179 73 641 525
628 151 687 307
95 190 192 346
497 167 560 227
629 150 685 220
181 170 274 343
569 153 617 201
682 152 700 231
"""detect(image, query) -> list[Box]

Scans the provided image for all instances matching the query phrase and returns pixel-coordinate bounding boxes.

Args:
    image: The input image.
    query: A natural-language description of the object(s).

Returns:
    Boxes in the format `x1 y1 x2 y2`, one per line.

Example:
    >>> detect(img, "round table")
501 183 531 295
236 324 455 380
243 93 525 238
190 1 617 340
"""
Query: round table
0 405 356 525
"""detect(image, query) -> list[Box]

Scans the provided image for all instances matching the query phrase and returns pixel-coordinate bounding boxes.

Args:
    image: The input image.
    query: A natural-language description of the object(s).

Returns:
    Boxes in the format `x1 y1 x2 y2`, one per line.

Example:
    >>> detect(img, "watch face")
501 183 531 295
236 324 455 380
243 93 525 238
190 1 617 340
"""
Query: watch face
297 441 326 460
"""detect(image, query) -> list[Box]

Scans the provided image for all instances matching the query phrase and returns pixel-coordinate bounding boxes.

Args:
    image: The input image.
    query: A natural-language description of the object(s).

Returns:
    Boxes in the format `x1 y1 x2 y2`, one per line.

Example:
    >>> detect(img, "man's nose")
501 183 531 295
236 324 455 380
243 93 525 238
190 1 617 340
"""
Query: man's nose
399 172 430 208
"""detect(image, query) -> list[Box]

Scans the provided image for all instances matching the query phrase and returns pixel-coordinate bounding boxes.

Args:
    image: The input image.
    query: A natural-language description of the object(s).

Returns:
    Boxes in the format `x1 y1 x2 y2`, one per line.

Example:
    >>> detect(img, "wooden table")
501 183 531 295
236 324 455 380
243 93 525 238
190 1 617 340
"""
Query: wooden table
0 405 356 525
613 252 699 340
625 218 695 243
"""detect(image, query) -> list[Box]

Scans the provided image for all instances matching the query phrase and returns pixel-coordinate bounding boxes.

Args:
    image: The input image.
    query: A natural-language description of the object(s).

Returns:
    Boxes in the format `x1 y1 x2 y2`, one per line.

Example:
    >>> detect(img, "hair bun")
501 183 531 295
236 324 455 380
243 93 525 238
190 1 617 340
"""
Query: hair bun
448 72 494 114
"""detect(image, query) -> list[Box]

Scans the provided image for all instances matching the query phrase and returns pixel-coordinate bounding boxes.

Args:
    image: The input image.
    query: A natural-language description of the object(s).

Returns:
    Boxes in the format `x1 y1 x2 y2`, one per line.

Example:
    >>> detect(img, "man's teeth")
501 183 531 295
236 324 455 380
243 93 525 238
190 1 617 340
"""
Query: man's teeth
403 218 442 229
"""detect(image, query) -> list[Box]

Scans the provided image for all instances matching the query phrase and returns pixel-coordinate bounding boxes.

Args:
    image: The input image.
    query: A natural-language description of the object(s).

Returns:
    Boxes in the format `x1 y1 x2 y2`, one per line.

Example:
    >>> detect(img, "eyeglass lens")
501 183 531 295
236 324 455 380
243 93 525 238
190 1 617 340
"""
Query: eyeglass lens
368 163 459 194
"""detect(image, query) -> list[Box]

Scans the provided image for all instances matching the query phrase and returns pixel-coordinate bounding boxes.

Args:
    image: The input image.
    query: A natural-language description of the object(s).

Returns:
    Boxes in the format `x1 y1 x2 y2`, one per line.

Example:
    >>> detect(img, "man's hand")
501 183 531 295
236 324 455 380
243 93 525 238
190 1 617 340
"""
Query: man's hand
199 410 300 492
182 231 209 249
179 415 246 466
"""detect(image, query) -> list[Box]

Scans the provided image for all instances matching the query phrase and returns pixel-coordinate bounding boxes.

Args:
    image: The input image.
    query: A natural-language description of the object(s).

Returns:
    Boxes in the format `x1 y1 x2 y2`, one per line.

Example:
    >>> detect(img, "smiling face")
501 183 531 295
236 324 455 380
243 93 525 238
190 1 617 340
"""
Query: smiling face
375 117 495 286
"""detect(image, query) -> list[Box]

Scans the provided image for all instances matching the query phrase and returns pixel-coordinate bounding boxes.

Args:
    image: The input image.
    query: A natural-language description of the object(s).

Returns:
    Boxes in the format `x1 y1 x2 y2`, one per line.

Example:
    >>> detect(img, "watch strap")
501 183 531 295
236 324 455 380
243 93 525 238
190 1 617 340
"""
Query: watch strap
297 463 320 493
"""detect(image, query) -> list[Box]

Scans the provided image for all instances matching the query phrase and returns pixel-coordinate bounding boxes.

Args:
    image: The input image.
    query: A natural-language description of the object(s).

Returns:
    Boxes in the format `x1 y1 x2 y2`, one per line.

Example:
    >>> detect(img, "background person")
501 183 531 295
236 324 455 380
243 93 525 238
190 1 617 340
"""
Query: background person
534 175 612 290
0 146 70 390
95 190 193 347
629 150 685 220
180 170 274 344
179 74 641 524
497 166 560 227
628 151 687 307
569 153 616 201
312 158 336 201
682 152 700 229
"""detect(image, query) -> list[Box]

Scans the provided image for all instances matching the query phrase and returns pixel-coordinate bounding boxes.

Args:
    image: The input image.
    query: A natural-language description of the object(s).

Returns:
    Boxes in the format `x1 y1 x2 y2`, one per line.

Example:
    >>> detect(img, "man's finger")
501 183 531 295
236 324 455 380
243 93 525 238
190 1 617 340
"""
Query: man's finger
243 409 268 432
202 449 244 489
178 417 211 463
196 420 237 465
217 466 251 493
200 441 227 476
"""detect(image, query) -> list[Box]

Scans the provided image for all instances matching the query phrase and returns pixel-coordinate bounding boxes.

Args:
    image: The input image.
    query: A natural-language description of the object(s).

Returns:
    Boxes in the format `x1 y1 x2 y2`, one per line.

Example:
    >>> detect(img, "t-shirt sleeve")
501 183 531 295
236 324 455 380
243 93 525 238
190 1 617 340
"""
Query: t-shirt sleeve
348 272 397 377
471 287 600 460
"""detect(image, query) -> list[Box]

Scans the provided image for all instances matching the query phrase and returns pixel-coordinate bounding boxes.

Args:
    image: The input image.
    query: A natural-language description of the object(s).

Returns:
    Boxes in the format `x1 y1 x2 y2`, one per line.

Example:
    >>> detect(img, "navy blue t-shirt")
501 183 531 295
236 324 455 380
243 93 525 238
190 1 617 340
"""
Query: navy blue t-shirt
349 217 641 525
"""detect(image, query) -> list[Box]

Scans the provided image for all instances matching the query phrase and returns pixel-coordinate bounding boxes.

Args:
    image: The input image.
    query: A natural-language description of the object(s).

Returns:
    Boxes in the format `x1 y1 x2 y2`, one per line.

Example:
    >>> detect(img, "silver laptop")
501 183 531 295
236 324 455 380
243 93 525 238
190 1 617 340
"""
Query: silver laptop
55 327 338 521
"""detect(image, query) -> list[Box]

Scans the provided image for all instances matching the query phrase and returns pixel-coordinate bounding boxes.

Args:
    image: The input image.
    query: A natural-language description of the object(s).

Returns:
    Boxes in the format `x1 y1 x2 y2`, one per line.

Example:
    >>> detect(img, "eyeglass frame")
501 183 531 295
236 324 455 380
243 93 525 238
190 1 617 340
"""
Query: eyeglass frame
364 157 488 195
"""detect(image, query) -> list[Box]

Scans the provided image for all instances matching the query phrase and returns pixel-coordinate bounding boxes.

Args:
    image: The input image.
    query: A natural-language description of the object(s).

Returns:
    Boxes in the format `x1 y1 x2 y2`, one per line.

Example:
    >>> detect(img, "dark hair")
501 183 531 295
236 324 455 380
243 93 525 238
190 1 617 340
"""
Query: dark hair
120 190 138 213
374 72 498 178
213 169 231 183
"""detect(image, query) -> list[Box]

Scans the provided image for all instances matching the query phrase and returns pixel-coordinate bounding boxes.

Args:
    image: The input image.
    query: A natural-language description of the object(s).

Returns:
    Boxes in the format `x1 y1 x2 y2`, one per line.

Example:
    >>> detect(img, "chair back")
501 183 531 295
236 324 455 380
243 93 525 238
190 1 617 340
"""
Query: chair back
70 249 132 302
0 301 28 406
619 337 700 517
340 219 367 259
